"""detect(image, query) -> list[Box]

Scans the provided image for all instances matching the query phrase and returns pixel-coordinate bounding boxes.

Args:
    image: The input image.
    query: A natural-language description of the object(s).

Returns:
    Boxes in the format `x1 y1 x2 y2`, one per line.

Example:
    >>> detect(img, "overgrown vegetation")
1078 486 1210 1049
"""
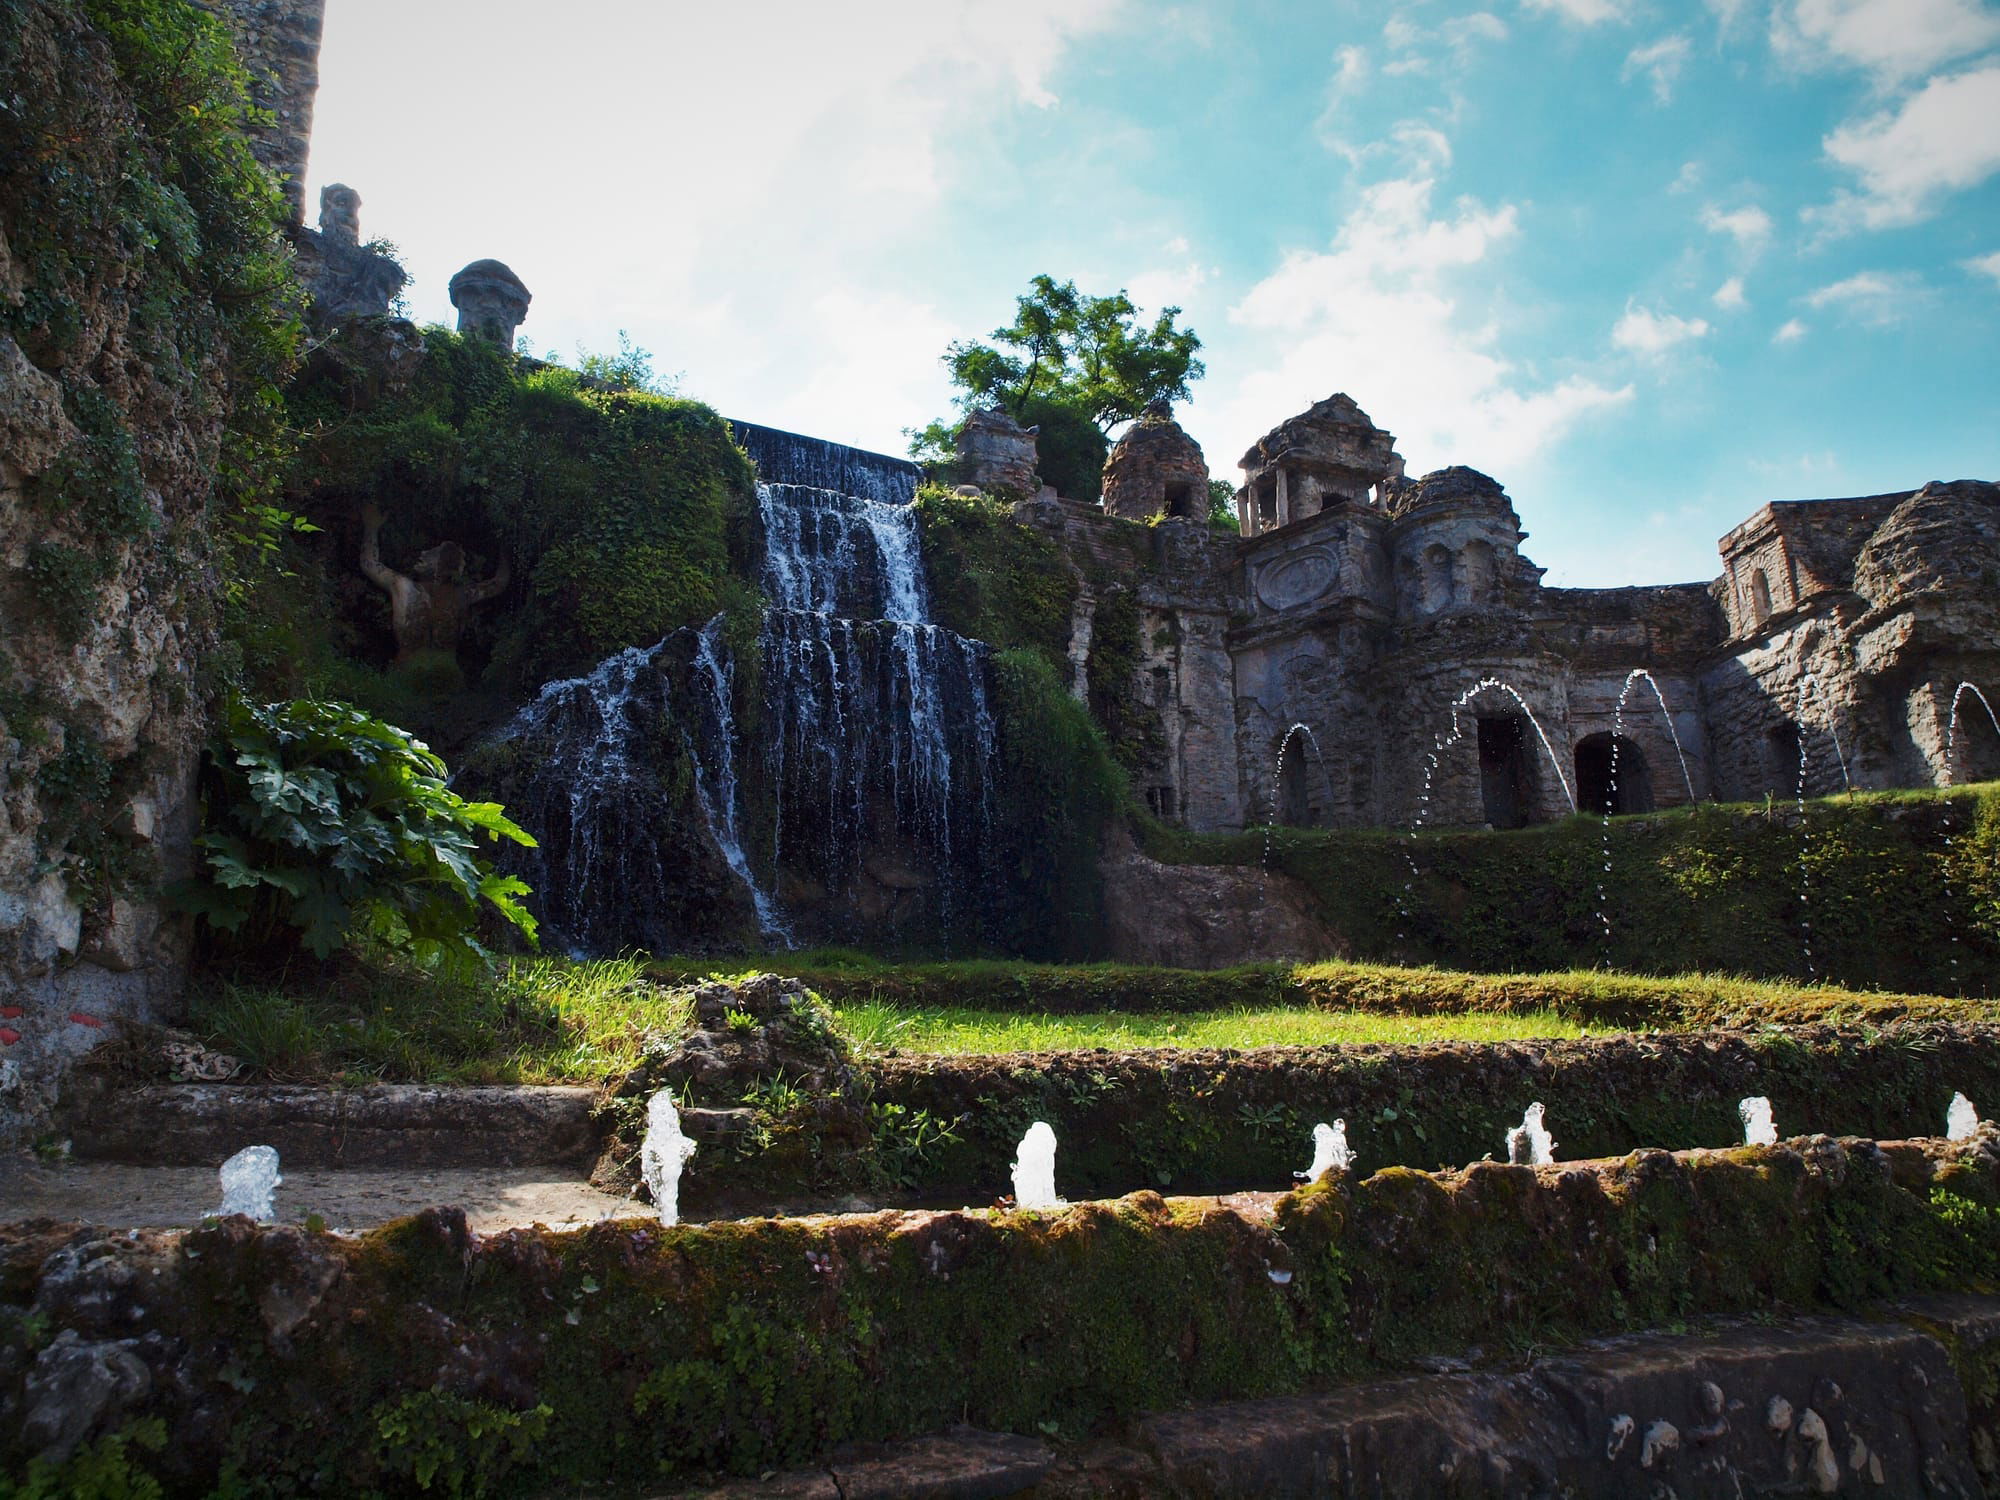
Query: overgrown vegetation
0 0 305 904
911 483 1078 663
178 698 536 971
240 328 759 726
909 274 1204 499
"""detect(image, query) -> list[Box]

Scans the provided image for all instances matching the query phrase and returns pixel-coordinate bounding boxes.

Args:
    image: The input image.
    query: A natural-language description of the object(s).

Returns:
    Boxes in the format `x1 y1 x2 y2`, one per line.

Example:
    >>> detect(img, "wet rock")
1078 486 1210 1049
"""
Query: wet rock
19 1329 152 1463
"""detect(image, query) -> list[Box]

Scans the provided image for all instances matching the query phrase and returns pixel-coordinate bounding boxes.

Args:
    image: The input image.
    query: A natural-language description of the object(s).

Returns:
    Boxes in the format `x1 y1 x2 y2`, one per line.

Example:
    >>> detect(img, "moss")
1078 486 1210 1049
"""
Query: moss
911 483 1077 668
1141 785 2000 996
1083 586 1163 777
5 1137 1996 1493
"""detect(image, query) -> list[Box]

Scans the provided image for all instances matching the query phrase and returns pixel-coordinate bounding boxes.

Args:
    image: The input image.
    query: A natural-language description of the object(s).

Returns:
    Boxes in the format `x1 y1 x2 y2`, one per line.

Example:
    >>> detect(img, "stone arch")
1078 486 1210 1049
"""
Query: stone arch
1574 732 1653 816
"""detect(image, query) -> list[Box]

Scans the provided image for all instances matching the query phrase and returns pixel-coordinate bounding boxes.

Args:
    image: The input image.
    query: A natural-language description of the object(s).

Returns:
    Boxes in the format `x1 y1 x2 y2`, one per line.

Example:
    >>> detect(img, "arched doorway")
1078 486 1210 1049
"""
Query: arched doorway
1574 733 1653 816
1278 748 1317 827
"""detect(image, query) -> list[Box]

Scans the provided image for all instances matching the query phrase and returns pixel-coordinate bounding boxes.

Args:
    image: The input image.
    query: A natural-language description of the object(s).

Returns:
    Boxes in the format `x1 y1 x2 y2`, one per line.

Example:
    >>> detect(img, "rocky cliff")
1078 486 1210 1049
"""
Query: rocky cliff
0 0 298 1138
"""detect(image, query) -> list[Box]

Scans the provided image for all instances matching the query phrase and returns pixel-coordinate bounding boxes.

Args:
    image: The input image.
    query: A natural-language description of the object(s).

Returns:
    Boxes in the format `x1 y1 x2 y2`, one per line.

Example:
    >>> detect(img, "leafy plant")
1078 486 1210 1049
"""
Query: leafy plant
180 696 537 969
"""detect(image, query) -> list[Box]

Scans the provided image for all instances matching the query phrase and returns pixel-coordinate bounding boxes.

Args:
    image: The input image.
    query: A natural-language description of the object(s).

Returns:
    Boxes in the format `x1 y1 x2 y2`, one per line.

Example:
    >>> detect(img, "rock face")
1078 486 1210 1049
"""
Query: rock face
1100 397 1210 522
1098 832 1341 968
0 1 296 1144
955 406 1039 495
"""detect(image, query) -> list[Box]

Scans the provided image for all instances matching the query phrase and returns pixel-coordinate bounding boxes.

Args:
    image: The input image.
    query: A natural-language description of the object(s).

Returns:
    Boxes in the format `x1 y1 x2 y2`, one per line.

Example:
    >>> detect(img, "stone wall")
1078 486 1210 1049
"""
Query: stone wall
196 0 326 224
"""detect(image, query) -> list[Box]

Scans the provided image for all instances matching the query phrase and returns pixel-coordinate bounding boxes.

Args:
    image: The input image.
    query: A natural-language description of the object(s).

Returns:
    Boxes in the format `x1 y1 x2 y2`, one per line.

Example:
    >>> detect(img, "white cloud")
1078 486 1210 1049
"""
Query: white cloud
1381 11 1508 74
1772 0 2000 86
1209 176 1630 479
1713 276 1748 308
1701 203 1775 248
1966 251 2000 286
1331 43 1370 96
1772 318 1810 343
1669 161 1704 194
1523 0 1625 23
1705 0 1752 35
1623 35 1692 102
1612 303 1712 354
1813 66 2000 230
1803 269 1927 323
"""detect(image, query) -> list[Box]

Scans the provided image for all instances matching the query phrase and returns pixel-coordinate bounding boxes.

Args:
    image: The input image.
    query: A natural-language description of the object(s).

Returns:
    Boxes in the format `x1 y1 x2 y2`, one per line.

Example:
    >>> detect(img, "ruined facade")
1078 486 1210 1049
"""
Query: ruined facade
1024 394 2000 833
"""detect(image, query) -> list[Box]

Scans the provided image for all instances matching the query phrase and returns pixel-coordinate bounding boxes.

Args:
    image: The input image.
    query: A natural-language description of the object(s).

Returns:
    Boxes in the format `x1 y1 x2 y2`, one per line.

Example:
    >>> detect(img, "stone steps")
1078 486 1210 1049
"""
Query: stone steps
55 1081 603 1169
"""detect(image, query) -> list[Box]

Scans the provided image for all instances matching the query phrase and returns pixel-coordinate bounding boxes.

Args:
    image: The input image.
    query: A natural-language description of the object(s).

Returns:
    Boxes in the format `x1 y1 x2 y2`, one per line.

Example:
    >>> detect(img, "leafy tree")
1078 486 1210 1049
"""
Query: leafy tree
914 276 1205 500
179 697 538 971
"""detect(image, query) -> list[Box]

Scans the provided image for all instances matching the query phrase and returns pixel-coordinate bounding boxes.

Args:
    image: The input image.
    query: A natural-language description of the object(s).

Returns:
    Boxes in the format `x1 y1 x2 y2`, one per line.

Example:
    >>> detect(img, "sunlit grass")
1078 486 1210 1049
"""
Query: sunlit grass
834 1002 1614 1055
191 954 690 1085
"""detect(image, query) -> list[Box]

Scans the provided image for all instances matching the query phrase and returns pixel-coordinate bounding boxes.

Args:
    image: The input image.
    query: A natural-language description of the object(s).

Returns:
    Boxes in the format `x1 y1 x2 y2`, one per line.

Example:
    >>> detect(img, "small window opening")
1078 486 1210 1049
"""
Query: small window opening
1146 785 1177 820
1150 666 1172 708
1163 479 1199 520
1748 568 1772 625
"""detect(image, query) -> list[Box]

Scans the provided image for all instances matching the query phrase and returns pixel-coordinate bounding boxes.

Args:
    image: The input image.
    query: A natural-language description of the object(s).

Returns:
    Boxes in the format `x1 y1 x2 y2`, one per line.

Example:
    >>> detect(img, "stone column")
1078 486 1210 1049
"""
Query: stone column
1276 469 1291 528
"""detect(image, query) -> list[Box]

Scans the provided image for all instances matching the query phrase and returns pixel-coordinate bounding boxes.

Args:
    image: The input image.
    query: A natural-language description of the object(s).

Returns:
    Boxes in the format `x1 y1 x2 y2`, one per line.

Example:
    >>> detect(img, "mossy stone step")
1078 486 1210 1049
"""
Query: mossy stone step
56 1081 602 1168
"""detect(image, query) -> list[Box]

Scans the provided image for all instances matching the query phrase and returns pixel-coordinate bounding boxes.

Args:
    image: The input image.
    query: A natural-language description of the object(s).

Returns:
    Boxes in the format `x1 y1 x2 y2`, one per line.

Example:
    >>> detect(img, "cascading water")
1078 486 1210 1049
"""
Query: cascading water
482 421 999 954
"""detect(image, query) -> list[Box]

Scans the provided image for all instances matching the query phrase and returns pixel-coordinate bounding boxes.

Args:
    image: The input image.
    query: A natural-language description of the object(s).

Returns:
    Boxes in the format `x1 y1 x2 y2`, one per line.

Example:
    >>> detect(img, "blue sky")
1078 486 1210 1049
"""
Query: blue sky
306 0 1999 586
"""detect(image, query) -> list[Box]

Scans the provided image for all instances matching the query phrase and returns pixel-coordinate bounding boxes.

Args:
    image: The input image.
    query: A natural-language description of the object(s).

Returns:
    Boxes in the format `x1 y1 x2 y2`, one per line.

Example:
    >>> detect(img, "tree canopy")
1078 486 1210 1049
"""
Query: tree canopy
911 276 1205 501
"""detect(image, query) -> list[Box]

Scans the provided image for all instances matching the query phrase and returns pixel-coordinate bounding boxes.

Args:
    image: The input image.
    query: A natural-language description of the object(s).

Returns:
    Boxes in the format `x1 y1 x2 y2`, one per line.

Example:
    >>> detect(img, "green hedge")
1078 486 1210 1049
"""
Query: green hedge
1146 785 2000 994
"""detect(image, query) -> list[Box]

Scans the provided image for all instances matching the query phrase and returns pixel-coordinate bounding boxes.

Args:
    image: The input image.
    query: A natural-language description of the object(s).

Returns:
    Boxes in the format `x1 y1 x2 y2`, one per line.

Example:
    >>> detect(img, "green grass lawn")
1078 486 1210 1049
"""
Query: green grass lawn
183 948 1992 1086
834 1002 1615 1054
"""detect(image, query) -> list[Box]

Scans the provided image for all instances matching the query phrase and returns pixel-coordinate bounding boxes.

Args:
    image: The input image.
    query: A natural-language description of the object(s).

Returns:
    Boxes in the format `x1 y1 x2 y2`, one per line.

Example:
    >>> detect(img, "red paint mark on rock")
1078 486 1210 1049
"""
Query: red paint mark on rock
0 1006 22 1020
67 1012 104 1028
0 1028 20 1046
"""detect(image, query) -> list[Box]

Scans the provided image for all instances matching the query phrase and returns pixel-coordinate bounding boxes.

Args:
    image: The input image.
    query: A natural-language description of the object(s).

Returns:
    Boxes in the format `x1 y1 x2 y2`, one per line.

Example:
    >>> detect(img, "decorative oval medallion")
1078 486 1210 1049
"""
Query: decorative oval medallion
1256 547 1339 612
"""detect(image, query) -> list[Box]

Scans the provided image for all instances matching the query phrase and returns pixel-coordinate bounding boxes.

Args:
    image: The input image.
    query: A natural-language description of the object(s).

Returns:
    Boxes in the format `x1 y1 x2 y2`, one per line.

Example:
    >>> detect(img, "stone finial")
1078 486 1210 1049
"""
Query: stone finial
448 260 531 348
955 407 1039 496
1101 398 1209 522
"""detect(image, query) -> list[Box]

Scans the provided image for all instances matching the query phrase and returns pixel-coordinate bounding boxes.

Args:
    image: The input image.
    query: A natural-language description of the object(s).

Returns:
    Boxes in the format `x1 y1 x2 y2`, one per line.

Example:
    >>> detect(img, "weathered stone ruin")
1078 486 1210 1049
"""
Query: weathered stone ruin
290 182 407 328
954 406 1040 495
1100 396 1210 521
196 0 326 223
1015 391 1998 836
448 258 532 347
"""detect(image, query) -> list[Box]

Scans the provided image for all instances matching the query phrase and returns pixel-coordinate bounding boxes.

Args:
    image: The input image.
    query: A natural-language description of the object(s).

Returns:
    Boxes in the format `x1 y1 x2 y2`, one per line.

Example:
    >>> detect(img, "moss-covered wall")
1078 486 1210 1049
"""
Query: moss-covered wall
4 1134 1997 1493
0 0 299 1129
855 1023 2000 1199
1145 785 2000 993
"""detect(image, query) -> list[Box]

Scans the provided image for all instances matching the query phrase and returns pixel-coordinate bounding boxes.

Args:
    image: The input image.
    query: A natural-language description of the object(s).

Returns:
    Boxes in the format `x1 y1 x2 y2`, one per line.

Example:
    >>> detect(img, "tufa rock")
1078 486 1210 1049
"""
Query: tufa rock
1101 397 1210 523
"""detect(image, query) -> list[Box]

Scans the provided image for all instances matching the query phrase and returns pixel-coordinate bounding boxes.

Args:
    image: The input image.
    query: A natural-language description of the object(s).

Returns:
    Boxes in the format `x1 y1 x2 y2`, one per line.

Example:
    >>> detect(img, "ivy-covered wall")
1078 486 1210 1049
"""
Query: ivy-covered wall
0 0 299 1131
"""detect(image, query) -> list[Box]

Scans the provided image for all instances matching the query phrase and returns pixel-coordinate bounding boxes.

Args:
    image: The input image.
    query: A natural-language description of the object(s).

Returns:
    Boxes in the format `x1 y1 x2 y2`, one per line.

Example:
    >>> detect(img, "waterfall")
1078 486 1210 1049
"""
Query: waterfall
482 421 999 953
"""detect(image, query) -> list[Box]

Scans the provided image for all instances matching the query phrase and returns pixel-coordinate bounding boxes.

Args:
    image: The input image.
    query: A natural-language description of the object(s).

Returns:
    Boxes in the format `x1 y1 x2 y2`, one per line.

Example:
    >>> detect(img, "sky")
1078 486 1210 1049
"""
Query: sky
305 0 2000 587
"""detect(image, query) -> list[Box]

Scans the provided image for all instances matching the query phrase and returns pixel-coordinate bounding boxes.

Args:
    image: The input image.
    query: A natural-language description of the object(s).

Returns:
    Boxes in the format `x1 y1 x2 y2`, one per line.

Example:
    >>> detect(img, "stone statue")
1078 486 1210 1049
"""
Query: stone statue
448 260 532 348
359 503 509 662
294 183 407 328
